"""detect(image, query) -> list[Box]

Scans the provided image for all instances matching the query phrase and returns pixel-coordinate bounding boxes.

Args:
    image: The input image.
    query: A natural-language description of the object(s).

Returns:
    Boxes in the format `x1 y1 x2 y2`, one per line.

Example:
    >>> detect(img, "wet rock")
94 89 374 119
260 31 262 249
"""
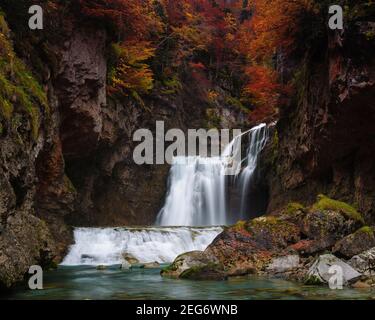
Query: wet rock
289 239 334 256
351 278 374 289
96 265 107 270
161 251 220 278
179 263 227 281
305 254 361 286
122 253 140 265
302 205 361 243
204 216 301 276
348 247 375 276
333 227 375 259
143 262 160 269
0 213 57 289
266 255 300 273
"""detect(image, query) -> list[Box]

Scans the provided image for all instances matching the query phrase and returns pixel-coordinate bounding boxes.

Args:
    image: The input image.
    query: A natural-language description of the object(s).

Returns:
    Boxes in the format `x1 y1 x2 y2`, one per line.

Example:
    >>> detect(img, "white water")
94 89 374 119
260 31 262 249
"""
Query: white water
156 124 269 226
61 226 222 266
237 124 269 215
61 124 268 267
155 157 228 226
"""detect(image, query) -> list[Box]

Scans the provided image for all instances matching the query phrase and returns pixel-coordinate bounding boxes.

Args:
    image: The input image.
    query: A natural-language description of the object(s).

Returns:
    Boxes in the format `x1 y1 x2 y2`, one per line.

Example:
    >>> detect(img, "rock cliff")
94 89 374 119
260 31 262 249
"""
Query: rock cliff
262 17 375 224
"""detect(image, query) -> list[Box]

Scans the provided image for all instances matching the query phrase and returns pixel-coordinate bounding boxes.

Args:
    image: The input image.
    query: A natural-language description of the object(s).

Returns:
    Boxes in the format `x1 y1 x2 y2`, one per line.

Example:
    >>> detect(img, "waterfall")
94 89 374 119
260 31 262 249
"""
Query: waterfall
61 226 222 266
156 123 269 227
237 123 269 216
155 157 228 226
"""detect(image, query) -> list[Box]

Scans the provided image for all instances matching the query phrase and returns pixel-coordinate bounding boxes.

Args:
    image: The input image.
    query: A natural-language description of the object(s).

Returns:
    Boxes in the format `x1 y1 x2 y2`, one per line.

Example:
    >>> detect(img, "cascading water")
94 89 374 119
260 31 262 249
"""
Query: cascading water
155 157 228 226
62 226 222 266
156 123 269 226
237 123 269 216
61 124 268 267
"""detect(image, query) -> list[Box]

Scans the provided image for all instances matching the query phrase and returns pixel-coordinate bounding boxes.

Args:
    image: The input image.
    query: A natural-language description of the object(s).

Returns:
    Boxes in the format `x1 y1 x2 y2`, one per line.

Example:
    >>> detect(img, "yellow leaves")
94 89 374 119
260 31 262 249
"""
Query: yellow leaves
247 0 312 61
109 41 155 96
207 90 219 103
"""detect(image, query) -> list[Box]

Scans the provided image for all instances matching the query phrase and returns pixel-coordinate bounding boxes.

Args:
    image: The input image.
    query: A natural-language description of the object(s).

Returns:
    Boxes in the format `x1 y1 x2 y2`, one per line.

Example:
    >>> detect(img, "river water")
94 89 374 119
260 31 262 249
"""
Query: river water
7 265 375 300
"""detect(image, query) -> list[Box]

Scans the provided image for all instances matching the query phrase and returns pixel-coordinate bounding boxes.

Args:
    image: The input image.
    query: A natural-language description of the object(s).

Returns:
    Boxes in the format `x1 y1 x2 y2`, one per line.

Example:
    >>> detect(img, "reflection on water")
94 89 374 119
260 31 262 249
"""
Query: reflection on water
5 266 375 300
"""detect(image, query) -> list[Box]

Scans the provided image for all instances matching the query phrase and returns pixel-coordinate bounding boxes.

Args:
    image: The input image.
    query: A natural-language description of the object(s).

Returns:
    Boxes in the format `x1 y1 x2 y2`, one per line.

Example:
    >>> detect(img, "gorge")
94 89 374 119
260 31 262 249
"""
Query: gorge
1 0 375 299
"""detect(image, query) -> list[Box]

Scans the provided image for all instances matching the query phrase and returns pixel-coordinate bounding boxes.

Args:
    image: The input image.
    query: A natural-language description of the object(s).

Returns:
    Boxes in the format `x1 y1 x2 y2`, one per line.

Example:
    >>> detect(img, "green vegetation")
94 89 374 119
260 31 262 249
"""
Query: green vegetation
355 226 374 237
225 95 249 114
304 274 323 286
232 220 247 231
0 12 48 140
160 75 182 95
313 194 365 224
285 202 305 216
64 175 77 194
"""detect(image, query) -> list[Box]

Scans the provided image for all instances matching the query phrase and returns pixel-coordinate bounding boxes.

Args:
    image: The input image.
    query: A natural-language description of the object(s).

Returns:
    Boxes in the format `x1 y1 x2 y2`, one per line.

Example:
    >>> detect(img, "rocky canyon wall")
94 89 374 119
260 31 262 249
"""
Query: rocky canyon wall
260 19 375 224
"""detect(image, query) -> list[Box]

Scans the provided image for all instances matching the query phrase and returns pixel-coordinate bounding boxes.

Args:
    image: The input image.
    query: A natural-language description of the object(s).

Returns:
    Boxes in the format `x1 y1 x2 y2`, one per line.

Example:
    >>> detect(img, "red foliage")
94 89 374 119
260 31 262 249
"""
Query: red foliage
78 0 157 40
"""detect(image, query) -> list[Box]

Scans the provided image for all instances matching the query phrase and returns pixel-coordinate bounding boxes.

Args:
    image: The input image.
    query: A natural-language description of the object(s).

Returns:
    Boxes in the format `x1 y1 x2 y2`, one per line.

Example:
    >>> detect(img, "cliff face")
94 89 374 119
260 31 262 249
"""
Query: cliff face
0 5 248 288
263 21 375 223
0 12 63 289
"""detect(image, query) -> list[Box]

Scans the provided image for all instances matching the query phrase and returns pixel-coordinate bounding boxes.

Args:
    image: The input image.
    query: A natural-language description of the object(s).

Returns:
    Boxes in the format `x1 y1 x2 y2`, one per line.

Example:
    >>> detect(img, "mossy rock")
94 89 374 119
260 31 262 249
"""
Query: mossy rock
161 251 220 279
356 226 374 237
0 13 48 141
246 216 301 250
179 263 227 281
304 274 324 286
333 226 375 259
313 194 365 224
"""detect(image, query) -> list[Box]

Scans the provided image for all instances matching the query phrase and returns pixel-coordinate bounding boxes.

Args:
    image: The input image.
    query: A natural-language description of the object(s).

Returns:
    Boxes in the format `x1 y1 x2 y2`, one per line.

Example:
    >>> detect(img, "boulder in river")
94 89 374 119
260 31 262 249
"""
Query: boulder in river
143 262 160 269
305 254 361 286
122 253 140 265
348 247 375 276
161 251 224 280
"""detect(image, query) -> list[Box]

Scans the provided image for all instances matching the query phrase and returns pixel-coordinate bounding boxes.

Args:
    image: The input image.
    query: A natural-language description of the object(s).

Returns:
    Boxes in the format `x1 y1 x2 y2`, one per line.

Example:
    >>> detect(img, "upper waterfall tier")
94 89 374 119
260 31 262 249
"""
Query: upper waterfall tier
156 124 269 227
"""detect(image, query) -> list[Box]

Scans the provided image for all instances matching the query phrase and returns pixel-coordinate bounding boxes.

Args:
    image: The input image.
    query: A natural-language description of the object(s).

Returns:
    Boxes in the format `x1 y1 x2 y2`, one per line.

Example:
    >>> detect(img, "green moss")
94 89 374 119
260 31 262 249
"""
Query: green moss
304 274 323 286
161 263 177 274
0 94 13 119
356 226 374 237
313 194 365 224
160 75 182 95
64 175 76 193
179 262 221 279
232 220 247 231
285 202 305 216
225 95 249 114
0 12 48 140
365 31 375 41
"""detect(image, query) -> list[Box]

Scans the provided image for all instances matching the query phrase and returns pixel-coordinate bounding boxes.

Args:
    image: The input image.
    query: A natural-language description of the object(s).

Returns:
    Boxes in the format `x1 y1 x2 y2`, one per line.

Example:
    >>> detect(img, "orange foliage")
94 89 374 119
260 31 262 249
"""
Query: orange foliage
244 0 313 61
108 41 155 95
78 0 307 118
